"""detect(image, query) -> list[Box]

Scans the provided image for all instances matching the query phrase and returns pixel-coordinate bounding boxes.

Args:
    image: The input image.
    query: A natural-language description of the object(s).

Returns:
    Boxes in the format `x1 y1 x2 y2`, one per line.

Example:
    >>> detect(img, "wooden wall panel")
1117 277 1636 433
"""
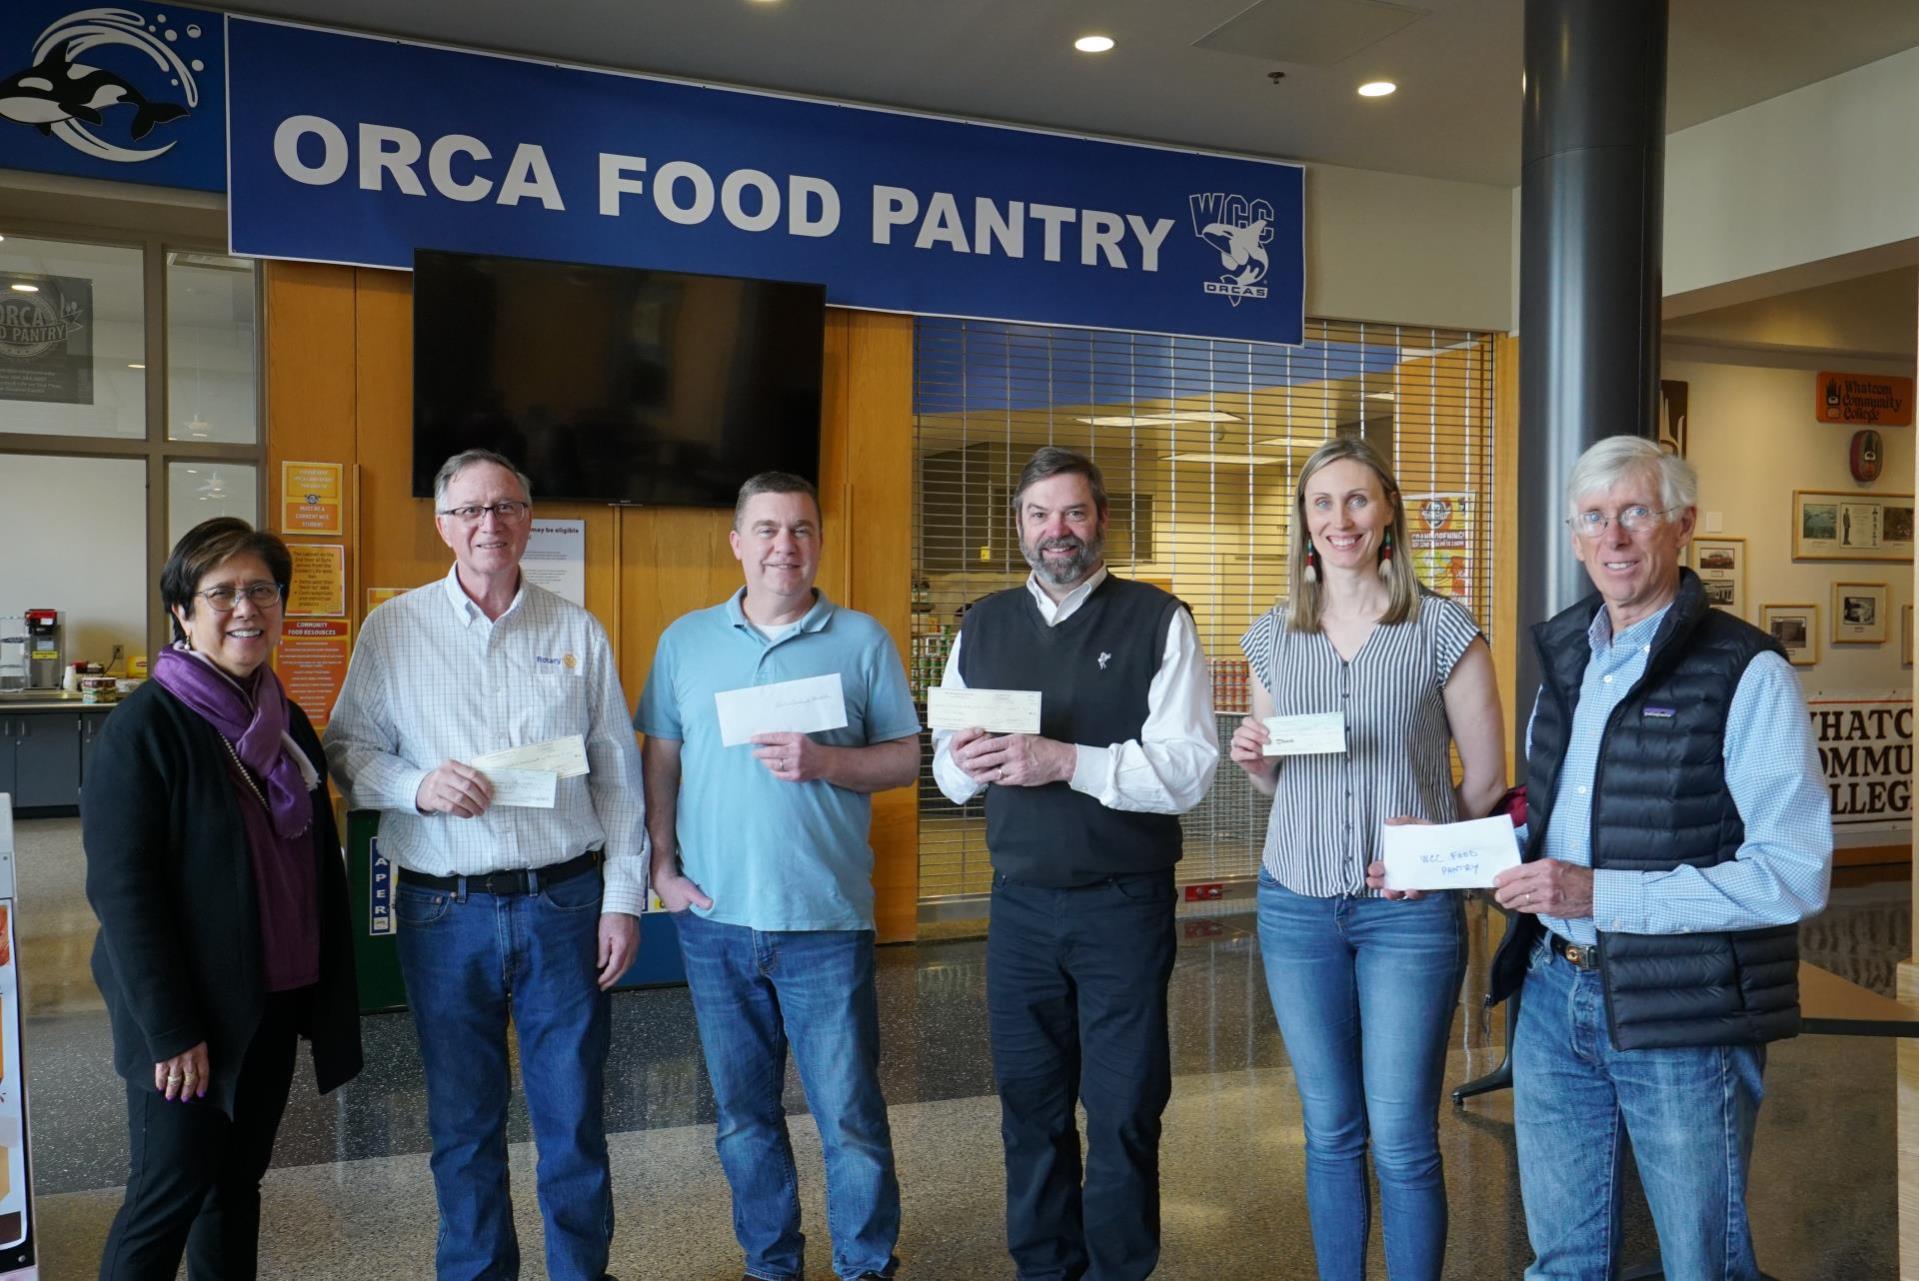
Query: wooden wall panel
264 263 356 530
1493 334 1520 781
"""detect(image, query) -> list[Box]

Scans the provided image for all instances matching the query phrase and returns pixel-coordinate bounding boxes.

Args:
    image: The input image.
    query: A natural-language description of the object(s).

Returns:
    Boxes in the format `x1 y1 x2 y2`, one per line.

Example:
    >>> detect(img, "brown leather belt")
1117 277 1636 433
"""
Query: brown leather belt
398 848 602 897
1550 932 1601 971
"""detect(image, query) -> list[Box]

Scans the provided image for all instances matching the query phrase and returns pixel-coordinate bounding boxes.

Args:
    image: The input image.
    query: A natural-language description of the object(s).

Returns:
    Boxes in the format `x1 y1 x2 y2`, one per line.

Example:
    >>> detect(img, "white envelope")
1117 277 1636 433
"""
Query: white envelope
926 687 1042 734
482 766 558 809
1263 712 1348 756
470 734 590 779
715 673 850 747
1380 817 1521 891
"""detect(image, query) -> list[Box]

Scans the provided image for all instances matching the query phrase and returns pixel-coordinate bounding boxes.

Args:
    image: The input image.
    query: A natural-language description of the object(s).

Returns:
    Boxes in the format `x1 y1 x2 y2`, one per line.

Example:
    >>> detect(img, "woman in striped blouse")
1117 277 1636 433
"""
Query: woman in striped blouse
1230 438 1506 1281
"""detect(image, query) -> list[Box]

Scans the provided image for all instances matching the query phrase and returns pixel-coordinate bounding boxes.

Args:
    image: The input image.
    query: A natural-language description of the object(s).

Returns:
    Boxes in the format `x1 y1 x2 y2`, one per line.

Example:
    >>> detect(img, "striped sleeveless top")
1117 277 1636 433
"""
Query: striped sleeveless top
1239 590 1484 897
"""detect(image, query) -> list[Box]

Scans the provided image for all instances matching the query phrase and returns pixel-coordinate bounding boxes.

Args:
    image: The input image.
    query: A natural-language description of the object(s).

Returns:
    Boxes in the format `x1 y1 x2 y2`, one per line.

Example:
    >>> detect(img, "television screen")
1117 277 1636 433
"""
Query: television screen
412 250 825 506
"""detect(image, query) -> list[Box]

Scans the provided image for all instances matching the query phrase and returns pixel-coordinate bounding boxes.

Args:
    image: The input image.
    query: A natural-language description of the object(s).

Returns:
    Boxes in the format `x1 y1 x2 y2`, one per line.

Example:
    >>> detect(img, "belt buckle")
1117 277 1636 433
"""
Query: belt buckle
1563 941 1592 968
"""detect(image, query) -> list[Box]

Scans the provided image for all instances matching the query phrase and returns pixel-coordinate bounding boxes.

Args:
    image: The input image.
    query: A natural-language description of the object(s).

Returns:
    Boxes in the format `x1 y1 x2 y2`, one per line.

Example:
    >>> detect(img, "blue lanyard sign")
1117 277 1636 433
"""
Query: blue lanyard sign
223 18 1304 345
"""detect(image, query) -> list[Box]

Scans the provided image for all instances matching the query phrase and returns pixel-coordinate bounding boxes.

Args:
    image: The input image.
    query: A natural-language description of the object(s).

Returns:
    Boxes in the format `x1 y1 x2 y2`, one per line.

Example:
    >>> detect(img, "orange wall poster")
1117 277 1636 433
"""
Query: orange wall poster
1817 372 1914 426
366 586 410 613
286 543 346 617
280 460 344 535
276 618 351 728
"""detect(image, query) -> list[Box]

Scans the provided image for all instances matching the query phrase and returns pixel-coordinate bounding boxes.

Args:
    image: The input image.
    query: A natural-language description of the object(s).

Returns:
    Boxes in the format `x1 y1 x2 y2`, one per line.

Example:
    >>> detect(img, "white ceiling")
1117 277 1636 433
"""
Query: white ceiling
224 0 1919 187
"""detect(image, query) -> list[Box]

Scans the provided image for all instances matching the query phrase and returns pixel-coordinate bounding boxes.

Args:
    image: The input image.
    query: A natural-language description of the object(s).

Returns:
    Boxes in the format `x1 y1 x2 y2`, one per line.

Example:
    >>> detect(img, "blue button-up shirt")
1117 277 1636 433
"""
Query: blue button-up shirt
1532 601 1833 945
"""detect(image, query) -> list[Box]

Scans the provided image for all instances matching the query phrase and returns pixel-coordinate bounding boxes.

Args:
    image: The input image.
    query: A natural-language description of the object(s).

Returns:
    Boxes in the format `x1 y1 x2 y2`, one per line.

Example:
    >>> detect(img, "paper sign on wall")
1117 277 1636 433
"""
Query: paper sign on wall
523 520 586 607
275 618 351 727
285 544 345 616
280 461 343 535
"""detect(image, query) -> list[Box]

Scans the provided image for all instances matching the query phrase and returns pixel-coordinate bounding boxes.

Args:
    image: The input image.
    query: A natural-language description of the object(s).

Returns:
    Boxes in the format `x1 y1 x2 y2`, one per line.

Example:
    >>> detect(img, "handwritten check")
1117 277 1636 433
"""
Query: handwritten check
1263 712 1348 757
481 766 558 809
471 734 590 779
926 687 1042 735
715 673 849 748
1380 817 1521 891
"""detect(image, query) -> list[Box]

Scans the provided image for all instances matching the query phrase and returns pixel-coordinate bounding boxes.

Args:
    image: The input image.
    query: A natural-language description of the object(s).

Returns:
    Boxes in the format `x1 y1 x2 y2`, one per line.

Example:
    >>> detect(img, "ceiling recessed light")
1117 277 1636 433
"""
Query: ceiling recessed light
1077 410 1239 427
9 283 37 293
128 362 145 369
1075 34 1115 53
1357 81 1397 98
1365 392 1396 401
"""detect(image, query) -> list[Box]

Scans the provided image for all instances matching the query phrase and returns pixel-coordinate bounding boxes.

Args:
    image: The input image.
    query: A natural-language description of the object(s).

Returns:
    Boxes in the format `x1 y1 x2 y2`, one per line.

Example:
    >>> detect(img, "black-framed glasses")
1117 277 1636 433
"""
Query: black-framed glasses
1567 505 1680 537
196 583 284 612
438 501 531 523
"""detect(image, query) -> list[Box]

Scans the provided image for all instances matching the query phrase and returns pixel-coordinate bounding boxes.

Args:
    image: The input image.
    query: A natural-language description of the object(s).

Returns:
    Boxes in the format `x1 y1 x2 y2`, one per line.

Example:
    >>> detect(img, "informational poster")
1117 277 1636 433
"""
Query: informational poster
0 799 38 1281
285 544 346 617
1816 371 1913 426
1807 690 1913 833
275 618 351 728
280 461 344 536
365 587 409 613
0 272 91 406
1793 490 1916 562
1405 493 1474 601
524 519 586 607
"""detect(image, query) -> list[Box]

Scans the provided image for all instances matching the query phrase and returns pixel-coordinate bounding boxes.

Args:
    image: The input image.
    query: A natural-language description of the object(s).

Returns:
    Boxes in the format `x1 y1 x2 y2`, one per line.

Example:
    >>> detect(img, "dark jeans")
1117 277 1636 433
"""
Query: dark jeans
987 869 1178 1281
99 990 305 1281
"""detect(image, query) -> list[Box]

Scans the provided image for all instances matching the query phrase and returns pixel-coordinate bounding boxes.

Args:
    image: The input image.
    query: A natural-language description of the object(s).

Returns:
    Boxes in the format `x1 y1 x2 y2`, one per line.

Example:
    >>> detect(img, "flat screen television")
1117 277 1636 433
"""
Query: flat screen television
412 249 825 506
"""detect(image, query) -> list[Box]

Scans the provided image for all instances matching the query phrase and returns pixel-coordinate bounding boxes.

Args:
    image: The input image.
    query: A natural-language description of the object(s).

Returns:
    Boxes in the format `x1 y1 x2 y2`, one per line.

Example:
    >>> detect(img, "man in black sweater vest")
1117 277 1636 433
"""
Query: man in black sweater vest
932 447 1219 1281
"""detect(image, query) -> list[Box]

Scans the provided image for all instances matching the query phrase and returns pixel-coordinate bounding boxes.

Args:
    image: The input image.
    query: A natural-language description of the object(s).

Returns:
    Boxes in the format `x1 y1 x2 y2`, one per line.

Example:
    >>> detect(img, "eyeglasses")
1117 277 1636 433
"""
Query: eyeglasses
437 500 531 523
196 583 284 612
1567 506 1680 537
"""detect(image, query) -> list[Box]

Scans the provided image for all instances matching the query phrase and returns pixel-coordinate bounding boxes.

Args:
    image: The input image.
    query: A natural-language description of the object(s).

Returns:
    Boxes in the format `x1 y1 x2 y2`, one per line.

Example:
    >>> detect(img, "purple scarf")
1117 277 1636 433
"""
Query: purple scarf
152 646 313 839
152 645 320 992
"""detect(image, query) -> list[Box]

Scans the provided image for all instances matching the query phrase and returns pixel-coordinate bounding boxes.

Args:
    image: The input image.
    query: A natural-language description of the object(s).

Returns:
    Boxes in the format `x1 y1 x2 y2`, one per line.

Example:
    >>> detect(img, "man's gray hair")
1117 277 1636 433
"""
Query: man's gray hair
433 449 533 507
1565 435 1698 514
734 470 820 528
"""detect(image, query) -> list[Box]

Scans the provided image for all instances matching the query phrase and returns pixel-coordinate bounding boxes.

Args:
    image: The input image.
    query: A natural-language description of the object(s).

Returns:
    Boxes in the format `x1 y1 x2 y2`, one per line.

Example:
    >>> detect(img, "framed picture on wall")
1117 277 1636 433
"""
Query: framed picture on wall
1689 536 1744 617
1761 603 1819 666
1793 490 1916 561
1831 581 1889 643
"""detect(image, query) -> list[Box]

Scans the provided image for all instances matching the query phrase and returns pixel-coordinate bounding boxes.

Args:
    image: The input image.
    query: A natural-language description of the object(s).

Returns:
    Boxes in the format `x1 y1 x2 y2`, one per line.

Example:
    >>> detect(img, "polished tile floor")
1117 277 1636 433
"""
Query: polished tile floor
18 818 1908 1278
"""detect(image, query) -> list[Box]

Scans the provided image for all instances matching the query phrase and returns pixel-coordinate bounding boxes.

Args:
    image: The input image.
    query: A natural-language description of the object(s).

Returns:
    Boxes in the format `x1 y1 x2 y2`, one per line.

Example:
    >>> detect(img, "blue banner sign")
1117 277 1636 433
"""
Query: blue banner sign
0 1 226 192
226 18 1305 345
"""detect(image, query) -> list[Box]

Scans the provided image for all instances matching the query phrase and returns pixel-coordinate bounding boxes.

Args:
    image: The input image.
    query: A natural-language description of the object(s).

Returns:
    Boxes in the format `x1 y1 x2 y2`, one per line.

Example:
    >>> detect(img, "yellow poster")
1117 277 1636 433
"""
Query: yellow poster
366 586 410 614
276 618 352 728
286 543 346 617
281 461 344 535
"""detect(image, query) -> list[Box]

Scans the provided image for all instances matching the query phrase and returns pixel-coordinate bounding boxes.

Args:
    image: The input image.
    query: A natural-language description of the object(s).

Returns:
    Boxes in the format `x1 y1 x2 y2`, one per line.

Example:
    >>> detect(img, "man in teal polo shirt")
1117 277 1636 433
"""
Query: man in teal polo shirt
636 470 921 1281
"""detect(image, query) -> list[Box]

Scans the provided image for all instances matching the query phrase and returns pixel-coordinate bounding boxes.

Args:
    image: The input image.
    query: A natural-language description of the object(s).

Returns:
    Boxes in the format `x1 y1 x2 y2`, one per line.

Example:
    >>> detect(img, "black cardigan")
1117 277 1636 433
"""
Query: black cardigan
81 680 363 1115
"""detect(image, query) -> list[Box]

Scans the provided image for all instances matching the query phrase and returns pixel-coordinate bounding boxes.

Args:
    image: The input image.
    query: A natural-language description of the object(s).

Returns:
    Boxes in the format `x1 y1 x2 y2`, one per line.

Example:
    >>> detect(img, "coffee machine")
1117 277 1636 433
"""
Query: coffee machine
23 610 61 690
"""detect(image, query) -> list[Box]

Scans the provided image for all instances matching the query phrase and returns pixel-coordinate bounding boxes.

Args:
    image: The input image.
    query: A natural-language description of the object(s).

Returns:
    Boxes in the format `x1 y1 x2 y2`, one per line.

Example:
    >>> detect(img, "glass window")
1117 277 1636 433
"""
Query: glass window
0 234 146 439
0 454 147 667
167 460 259 549
167 252 258 443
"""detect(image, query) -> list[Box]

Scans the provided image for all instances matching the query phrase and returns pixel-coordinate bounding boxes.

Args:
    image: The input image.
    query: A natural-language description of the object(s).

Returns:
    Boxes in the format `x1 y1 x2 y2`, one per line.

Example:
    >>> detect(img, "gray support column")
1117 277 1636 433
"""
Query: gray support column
1513 0 1668 773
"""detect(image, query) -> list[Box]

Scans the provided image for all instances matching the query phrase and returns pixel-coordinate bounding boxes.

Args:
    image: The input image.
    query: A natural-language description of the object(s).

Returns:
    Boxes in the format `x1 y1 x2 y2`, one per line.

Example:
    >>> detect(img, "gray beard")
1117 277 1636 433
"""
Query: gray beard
1023 533 1104 588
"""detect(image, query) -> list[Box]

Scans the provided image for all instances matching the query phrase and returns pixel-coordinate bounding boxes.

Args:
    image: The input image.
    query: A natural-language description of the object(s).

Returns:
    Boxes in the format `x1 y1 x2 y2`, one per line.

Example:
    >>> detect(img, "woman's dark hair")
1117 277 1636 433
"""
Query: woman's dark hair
161 517 294 642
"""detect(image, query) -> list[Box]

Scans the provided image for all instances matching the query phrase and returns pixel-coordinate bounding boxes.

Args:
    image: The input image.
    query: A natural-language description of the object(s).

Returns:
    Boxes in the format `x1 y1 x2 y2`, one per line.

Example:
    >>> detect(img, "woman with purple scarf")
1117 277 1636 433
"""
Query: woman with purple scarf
83 517 362 1280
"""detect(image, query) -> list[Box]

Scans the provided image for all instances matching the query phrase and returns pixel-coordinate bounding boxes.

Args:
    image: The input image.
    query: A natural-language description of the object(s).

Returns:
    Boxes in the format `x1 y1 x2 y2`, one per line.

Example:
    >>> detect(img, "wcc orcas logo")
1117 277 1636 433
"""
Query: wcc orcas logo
0 6 205 163
1188 192 1276 307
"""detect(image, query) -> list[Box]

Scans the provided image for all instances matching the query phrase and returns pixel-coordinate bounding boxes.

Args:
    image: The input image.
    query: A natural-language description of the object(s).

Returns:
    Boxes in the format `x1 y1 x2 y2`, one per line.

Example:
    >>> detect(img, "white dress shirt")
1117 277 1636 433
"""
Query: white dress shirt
931 568 1220 813
323 566 650 916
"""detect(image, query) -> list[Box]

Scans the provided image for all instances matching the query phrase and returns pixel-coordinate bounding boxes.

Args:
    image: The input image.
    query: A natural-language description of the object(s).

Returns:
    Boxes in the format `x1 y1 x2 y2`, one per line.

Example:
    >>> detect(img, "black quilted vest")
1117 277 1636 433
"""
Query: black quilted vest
1489 570 1802 1050
958 574 1185 887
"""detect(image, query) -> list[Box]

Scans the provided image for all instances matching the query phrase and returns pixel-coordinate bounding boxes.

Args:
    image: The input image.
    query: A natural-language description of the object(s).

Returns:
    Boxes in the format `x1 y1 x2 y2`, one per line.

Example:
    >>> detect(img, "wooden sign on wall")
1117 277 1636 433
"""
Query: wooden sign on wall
1817 372 1913 426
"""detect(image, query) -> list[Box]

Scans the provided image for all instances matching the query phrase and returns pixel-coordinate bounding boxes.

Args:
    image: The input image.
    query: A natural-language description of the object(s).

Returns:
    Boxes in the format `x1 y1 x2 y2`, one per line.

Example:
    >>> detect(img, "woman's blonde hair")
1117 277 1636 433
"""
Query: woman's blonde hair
1286 437 1422 632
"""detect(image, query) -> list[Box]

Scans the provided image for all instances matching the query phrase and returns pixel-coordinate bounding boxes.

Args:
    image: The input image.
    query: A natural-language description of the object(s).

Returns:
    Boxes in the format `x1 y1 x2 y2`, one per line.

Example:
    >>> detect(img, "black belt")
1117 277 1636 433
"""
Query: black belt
398 849 602 897
1550 932 1601 971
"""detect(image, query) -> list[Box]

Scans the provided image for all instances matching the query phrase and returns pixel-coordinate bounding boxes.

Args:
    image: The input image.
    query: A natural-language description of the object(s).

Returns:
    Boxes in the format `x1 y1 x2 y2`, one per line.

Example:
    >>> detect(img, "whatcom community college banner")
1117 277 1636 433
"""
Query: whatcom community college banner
218 18 1305 344
1808 689 1913 835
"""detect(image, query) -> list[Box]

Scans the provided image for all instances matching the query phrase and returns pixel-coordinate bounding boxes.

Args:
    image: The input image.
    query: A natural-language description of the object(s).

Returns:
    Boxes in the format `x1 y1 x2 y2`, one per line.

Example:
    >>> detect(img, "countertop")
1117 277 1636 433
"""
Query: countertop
0 692 122 712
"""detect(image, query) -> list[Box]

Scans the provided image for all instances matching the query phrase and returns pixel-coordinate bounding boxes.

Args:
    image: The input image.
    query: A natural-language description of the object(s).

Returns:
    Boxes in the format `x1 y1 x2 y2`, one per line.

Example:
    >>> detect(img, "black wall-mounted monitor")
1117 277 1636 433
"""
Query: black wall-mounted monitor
412 249 825 507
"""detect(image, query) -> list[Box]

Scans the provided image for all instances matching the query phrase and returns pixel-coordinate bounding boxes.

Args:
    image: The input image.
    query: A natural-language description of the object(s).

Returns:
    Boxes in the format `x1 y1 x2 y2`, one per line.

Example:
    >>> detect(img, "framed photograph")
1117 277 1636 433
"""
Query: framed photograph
1793 490 1916 561
1761 603 1819 666
1831 581 1889 644
1906 604 1914 669
1689 536 1744 617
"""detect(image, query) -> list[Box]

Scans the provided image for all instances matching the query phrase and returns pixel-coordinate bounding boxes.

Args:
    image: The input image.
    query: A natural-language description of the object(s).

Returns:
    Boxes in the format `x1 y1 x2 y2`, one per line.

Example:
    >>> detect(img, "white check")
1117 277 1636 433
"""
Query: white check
470 734 590 779
715 673 849 748
1380 816 1521 891
481 766 558 809
1263 712 1348 756
926 687 1041 734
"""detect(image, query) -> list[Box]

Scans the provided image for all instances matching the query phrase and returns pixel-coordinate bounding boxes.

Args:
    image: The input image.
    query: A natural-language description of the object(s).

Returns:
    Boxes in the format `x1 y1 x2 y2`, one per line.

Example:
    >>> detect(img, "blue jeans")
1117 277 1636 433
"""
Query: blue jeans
674 912 900 1281
1256 875 1466 1281
1513 938 1766 1281
395 868 613 1281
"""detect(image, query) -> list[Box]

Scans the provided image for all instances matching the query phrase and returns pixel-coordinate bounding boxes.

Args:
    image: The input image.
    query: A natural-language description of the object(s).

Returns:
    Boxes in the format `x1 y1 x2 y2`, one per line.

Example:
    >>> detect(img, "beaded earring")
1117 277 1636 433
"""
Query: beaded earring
1303 539 1319 584
1379 528 1395 578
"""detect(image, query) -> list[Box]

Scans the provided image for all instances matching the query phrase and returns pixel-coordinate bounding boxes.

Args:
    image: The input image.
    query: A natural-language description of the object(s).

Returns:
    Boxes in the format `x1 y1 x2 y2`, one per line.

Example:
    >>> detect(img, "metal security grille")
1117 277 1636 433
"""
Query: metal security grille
911 317 1499 906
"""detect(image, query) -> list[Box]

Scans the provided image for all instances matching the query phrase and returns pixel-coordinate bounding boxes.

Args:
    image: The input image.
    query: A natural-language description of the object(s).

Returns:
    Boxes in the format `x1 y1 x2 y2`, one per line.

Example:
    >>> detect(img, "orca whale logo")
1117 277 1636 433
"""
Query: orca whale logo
1188 193 1277 308
0 7 205 163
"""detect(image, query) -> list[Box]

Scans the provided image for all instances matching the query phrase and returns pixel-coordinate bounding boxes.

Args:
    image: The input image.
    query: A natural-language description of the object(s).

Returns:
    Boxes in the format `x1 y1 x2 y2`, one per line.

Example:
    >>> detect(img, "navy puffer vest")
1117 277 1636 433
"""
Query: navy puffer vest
1489 570 1802 1050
